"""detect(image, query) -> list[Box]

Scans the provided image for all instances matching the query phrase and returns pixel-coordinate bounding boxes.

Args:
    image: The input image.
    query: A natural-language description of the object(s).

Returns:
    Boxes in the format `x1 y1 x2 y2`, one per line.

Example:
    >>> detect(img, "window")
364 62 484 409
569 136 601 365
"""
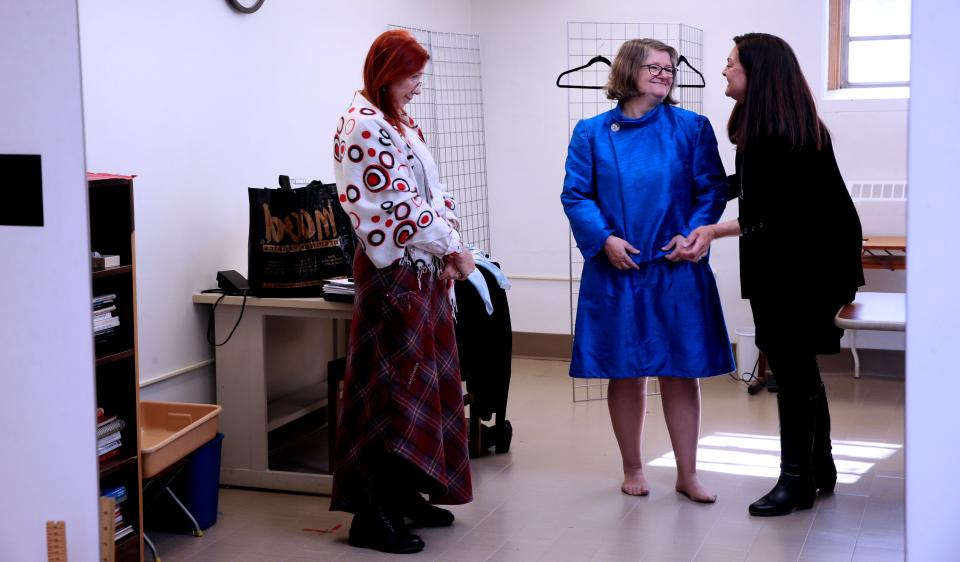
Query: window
829 0 911 89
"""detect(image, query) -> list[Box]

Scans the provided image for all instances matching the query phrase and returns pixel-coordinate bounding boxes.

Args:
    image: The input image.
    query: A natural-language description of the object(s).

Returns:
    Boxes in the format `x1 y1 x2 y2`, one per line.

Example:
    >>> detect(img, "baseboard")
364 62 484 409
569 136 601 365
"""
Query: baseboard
512 331 572 360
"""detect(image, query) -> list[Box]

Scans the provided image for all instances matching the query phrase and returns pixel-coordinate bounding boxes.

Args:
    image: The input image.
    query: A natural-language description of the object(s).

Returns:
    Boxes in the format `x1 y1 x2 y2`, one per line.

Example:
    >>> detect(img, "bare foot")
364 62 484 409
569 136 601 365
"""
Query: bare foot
621 469 650 496
676 475 716 503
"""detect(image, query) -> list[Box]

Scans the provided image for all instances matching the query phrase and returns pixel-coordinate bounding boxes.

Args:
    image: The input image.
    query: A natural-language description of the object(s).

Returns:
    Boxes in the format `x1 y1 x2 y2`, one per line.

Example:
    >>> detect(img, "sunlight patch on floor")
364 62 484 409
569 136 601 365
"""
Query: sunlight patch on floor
648 432 902 483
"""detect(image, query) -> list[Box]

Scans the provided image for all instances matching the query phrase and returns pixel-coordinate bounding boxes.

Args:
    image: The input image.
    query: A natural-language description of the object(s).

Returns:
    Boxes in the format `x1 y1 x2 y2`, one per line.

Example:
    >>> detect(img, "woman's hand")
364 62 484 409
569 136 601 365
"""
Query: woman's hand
683 225 717 262
604 235 641 270
661 234 691 262
440 251 476 281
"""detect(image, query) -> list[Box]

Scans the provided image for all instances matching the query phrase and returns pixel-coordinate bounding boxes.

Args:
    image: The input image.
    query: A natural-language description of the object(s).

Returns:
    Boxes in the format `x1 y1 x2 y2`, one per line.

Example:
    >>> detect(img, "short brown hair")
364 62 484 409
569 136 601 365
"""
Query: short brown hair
606 38 679 105
362 30 430 129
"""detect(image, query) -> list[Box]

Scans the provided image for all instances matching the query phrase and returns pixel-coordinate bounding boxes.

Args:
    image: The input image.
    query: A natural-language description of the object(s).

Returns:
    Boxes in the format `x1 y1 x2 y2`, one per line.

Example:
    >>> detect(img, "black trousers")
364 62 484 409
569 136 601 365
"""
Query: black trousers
764 349 823 401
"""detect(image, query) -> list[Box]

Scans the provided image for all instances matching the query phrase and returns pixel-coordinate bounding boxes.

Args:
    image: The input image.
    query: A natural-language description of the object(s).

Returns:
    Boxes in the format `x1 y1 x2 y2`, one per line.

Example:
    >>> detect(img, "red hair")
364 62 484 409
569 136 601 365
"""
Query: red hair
362 30 429 129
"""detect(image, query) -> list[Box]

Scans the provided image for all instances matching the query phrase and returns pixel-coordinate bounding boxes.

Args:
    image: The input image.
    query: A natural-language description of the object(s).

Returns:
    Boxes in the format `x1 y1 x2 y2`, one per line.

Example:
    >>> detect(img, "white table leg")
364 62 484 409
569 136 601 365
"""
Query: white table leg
850 329 861 379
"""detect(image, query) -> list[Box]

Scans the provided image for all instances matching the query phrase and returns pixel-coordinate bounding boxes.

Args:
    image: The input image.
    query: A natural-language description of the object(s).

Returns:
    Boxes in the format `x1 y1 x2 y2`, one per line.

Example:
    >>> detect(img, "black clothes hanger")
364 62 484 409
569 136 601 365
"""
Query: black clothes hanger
677 55 706 89
556 55 611 89
555 54 706 89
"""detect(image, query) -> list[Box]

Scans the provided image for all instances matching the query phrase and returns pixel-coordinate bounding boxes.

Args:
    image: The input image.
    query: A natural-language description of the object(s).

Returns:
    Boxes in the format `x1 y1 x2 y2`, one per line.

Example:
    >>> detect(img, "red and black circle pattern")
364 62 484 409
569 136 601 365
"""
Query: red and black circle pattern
363 165 390 192
417 210 434 228
394 220 417 246
344 184 360 203
348 145 364 162
367 229 385 246
394 202 411 220
335 103 458 253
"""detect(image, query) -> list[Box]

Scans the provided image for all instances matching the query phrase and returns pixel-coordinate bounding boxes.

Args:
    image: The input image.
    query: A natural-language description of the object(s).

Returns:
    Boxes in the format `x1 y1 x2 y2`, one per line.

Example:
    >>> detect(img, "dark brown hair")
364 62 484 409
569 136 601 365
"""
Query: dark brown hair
606 38 679 105
726 33 827 152
362 30 429 129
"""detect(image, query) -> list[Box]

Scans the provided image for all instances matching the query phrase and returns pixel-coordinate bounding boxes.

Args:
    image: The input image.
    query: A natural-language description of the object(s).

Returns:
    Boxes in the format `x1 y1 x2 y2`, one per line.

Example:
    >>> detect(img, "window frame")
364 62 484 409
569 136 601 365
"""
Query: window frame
828 0 911 90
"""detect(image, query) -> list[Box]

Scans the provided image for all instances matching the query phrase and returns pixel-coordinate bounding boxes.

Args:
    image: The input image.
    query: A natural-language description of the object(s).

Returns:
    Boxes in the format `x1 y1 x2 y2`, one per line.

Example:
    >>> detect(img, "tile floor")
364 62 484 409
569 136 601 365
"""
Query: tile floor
148 358 904 561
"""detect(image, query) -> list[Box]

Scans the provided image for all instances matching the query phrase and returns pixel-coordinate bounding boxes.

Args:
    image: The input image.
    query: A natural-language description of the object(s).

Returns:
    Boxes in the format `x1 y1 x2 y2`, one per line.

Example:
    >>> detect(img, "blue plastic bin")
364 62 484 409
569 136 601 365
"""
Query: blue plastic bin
180 432 224 530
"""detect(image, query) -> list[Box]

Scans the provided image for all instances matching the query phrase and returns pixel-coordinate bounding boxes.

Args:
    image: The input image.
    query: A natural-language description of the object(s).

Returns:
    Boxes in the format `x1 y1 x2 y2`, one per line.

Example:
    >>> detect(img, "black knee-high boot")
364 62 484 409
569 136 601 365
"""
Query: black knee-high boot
348 458 425 554
749 392 819 516
812 382 837 494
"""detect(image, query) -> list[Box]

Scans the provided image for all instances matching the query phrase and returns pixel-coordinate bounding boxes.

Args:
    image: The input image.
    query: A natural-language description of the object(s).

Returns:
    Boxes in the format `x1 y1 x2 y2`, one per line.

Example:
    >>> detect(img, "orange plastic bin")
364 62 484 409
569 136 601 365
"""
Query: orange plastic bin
140 401 222 479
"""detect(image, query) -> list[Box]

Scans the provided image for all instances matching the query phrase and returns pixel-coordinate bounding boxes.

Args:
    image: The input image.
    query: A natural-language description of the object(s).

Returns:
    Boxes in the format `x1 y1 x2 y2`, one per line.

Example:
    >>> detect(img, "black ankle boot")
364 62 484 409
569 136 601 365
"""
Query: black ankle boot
749 467 817 516
812 383 837 494
402 491 455 528
348 507 425 554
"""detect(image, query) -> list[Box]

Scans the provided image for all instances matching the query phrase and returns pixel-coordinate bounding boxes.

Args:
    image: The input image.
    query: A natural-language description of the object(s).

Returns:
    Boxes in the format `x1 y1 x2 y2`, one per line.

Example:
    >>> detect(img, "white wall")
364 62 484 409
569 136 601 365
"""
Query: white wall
472 0 907 350
906 0 960 559
0 2 99 561
77 0 909 399
78 0 475 390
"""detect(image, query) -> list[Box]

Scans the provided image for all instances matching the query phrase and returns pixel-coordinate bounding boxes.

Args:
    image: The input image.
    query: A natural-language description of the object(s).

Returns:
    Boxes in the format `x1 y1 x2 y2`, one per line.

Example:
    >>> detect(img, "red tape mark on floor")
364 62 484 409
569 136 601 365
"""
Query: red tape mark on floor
302 524 342 534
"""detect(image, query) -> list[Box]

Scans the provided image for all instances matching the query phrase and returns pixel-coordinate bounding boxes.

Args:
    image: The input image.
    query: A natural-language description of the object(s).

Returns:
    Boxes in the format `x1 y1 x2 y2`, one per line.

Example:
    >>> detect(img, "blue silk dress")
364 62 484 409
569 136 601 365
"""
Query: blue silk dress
562 103 735 379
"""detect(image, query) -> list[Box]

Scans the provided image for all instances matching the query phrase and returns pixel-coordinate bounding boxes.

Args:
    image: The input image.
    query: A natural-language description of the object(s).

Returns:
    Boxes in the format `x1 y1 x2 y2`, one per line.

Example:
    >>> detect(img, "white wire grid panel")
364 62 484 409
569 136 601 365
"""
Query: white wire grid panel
389 25 491 254
566 23 704 402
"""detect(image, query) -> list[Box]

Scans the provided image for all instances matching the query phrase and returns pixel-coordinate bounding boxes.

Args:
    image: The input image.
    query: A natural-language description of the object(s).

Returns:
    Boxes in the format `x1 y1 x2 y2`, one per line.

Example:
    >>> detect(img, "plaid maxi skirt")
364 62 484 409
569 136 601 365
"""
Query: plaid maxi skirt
330 250 473 513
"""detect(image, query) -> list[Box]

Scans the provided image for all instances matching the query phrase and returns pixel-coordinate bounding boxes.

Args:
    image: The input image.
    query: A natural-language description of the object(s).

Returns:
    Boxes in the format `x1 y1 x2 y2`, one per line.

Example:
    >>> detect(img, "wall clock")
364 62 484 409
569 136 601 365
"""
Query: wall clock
227 0 264 14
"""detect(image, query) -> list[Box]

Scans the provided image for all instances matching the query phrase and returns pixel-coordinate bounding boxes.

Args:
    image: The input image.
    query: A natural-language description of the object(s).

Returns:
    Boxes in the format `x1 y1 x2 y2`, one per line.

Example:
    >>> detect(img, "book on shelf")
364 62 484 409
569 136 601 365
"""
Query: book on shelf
96 417 126 439
94 328 117 343
97 431 122 450
92 294 117 307
98 448 120 463
92 304 116 317
97 439 121 457
93 304 116 315
114 524 135 542
101 485 128 503
93 316 120 331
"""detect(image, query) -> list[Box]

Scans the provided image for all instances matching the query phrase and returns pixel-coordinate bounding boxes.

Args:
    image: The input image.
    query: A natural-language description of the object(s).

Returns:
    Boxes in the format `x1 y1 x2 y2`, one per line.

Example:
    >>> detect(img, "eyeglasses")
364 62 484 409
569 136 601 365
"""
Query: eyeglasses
640 64 677 77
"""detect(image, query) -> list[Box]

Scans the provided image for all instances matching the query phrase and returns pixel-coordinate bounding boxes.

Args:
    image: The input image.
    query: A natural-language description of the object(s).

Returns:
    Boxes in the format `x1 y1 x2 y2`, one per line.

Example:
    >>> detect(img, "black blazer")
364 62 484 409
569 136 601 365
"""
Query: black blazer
729 134 865 301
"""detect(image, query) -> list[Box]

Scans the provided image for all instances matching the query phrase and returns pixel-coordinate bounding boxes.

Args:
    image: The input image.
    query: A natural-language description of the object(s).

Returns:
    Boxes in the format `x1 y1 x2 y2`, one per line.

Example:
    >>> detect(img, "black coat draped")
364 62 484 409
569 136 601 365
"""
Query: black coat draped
730 134 865 354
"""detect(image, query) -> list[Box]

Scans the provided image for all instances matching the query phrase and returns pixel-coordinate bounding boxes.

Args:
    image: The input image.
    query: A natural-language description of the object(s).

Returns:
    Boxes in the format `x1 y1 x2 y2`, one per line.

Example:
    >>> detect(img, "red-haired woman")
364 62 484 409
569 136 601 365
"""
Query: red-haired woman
684 33 864 516
331 30 475 554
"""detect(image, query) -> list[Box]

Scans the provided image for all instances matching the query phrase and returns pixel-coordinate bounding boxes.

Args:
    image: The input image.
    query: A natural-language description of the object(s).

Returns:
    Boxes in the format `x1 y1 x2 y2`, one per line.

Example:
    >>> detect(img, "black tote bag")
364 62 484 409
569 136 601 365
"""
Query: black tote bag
248 177 354 297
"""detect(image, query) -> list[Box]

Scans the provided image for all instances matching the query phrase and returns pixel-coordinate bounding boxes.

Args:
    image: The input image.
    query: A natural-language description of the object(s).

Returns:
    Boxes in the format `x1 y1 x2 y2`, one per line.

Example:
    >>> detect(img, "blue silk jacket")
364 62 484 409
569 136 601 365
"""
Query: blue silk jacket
562 103 735 378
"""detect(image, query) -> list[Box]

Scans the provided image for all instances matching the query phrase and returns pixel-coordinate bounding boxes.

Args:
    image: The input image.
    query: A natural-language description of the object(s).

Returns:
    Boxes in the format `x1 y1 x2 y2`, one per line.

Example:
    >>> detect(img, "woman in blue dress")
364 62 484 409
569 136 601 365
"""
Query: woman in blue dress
562 38 735 502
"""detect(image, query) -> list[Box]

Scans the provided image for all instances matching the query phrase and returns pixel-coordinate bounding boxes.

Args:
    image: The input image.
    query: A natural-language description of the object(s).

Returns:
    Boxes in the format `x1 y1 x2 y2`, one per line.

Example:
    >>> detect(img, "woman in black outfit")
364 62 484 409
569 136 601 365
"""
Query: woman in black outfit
679 33 864 516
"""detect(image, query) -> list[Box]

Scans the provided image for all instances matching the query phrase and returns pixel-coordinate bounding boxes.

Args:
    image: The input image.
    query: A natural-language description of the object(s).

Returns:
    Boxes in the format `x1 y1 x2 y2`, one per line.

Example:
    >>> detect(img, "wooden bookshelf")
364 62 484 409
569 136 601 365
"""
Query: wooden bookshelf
89 174 143 562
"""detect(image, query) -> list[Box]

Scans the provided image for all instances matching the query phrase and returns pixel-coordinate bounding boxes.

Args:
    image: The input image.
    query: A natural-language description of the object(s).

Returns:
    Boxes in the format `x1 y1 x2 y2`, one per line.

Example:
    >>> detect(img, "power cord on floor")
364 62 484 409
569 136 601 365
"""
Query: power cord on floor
729 354 761 387
202 288 248 346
